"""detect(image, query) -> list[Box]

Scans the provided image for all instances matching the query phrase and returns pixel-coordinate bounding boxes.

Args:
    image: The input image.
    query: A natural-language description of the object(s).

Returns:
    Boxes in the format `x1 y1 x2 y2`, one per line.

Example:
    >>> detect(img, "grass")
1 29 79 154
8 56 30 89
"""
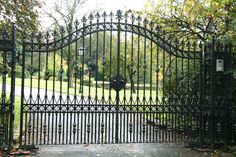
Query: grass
2 77 161 102
0 93 21 131
14 96 21 130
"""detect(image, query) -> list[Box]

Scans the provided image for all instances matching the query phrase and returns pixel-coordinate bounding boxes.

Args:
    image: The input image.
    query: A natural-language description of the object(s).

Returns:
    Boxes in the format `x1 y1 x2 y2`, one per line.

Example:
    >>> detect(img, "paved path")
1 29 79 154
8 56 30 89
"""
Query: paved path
33 143 233 157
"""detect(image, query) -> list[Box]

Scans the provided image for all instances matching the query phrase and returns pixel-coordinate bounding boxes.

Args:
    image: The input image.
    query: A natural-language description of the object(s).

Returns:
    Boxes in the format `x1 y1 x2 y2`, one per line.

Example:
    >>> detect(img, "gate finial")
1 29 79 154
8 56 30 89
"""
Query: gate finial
102 11 107 21
95 12 101 20
130 14 135 23
150 20 154 28
82 16 87 23
116 10 122 19
89 13 94 21
137 15 142 24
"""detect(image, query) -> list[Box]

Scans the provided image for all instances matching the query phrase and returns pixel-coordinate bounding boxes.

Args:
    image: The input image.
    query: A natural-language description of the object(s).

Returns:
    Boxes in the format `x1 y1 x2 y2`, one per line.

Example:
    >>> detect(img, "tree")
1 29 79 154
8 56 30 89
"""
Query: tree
44 0 101 87
0 0 43 74
0 0 42 32
141 0 236 43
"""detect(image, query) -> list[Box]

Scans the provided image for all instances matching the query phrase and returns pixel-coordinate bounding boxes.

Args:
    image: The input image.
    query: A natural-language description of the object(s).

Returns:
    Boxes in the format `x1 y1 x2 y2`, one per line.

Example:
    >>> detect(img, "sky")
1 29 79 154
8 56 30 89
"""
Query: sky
40 0 147 28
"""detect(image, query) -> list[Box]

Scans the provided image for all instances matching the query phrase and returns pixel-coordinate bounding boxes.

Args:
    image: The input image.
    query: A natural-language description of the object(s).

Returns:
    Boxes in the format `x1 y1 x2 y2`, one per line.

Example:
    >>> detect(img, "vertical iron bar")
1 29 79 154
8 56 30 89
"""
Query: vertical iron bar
19 32 26 146
44 32 49 145
130 15 134 143
210 36 216 149
168 44 171 142
59 29 64 144
162 36 166 142
73 23 78 144
66 28 71 145
174 39 178 142
123 13 128 144
199 42 204 146
143 19 147 143
149 33 153 143
115 11 121 144
137 16 141 143
102 14 106 143
38 33 43 145
52 31 57 144
156 46 160 143
30 33 35 145
180 41 184 141
9 23 16 147
95 14 99 143
109 12 113 143
0 30 6 146
28 33 33 145
186 41 190 142
80 18 86 144
88 19 92 144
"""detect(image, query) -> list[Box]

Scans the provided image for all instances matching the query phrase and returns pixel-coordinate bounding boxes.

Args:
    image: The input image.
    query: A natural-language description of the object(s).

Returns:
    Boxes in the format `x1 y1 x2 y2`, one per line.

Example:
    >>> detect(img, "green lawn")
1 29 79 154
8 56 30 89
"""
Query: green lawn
0 93 21 130
2 78 160 102
14 96 21 130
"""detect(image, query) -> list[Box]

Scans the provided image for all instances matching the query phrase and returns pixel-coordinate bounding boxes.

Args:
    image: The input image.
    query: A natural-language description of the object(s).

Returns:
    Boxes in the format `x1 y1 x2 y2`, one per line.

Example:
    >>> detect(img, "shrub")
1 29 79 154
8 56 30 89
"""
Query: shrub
76 79 80 84
62 77 68 82
9 66 30 78
32 71 45 79
48 68 55 77
229 146 236 156
82 76 95 86
0 63 10 76
49 77 55 81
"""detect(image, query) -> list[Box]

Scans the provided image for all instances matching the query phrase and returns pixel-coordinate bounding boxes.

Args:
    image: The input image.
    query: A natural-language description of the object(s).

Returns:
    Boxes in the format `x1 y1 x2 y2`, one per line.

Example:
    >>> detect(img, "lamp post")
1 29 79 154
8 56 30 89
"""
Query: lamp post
78 47 84 93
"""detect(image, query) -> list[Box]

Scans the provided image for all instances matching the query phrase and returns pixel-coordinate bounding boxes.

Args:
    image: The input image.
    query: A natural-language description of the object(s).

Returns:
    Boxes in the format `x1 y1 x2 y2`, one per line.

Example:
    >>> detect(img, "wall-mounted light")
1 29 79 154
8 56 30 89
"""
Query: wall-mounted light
216 59 224 72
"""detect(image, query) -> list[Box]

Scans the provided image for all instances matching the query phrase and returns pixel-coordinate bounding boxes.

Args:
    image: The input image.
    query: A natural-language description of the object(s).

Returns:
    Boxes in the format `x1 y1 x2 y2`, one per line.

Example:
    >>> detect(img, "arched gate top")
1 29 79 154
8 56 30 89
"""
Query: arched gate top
23 10 202 59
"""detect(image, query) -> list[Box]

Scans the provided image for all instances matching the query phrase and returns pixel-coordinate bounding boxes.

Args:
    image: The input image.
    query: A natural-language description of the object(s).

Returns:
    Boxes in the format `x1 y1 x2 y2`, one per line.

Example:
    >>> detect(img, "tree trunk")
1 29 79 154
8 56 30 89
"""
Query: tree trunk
127 66 136 93
68 60 74 88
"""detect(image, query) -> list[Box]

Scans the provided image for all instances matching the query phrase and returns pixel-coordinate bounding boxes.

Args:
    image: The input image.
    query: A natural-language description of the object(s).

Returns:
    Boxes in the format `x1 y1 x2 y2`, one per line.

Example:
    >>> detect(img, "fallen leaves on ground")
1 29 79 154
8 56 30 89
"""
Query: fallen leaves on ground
9 150 30 155
83 144 89 147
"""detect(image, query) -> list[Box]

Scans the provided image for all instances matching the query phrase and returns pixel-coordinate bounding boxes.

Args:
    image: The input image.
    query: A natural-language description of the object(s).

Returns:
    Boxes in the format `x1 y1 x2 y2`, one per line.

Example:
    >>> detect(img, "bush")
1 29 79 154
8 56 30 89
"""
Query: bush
76 79 80 84
82 76 95 86
0 63 11 76
32 71 45 79
48 68 55 77
9 66 30 78
62 77 68 82
229 146 236 156
75 77 95 87
49 77 55 81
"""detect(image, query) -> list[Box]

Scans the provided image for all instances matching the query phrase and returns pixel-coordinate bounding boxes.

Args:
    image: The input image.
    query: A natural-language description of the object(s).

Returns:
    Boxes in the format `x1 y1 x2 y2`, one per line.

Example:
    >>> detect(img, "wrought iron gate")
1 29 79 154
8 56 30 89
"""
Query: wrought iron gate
17 10 234 146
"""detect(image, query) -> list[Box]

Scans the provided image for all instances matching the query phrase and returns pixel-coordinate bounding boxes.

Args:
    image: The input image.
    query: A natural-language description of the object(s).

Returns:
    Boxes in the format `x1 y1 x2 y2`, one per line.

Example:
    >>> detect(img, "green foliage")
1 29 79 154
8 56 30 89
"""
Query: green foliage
32 71 45 79
141 0 236 98
47 53 61 77
0 0 42 32
0 62 10 76
8 65 30 78
142 0 236 43
162 57 200 97
229 146 236 155
96 32 155 85
82 76 95 87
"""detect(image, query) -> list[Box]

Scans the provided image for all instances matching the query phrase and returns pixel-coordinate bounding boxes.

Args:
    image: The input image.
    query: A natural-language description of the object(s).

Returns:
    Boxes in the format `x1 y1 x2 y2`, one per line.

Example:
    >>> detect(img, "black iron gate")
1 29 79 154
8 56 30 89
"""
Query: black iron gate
15 10 234 146
19 11 203 145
